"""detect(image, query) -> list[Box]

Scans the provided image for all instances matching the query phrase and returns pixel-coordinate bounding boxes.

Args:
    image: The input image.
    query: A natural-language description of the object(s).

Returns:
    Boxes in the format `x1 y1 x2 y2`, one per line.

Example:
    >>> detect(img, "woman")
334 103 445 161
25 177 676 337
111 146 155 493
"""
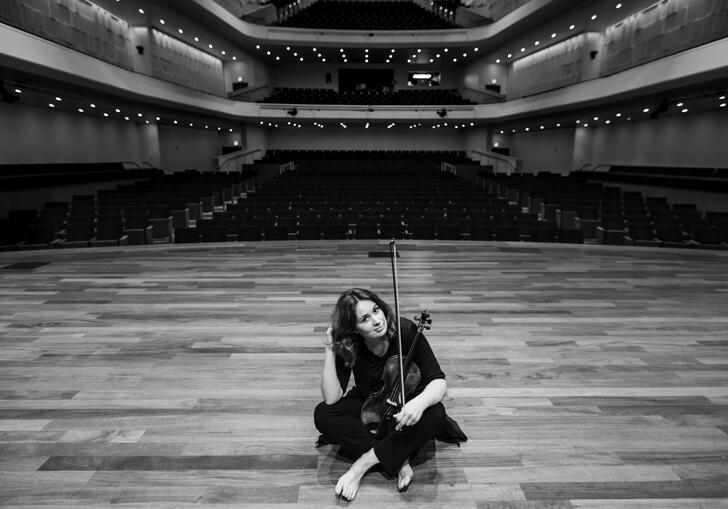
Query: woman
314 288 465 501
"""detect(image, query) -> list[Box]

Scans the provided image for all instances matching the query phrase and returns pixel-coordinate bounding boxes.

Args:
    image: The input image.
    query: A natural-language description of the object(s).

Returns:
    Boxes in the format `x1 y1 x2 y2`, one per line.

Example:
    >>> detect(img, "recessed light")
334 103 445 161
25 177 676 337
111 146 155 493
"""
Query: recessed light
569 24 575 29
551 33 556 38
496 59 501 63
444 48 448 52
616 113 622 117
103 113 109 117
178 28 183 34
124 116 130 120
681 108 688 113
521 47 525 52
156 117 160 121
209 44 213 49
534 41 540 46
676 102 684 107
48 103 55 108
256 44 260 49
194 36 199 42
616 3 622 8
507 53 512 58
55 96 62 101
591 14 597 20
173 120 178 124
115 108 121 113
221 50 226 55
643 108 650 113
138 8 144 14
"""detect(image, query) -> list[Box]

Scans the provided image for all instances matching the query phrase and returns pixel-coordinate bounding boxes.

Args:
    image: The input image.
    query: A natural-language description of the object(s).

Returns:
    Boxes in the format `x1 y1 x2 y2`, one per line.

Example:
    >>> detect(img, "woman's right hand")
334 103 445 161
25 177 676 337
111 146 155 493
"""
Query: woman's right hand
323 326 334 351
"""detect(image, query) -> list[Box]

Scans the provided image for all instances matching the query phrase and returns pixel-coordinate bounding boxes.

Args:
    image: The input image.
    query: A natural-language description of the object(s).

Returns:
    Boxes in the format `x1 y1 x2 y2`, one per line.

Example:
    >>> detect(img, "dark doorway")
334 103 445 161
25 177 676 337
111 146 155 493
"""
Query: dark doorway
338 68 395 93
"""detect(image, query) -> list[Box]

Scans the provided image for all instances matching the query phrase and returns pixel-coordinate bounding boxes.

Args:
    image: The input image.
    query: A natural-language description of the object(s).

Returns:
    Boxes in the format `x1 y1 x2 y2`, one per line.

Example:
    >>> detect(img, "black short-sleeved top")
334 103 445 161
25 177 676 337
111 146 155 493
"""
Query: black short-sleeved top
335 317 445 399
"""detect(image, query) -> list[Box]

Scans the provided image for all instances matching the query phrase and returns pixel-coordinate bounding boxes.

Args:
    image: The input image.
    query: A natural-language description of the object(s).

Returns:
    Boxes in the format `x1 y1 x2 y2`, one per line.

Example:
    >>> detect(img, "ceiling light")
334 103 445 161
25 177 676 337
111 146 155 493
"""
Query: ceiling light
195 37 199 42
209 44 213 49
138 8 144 14
173 120 178 124
474 47 479 52
55 96 62 101
103 112 109 117
48 103 55 108
312 47 316 51
616 113 622 117
507 53 512 58
125 116 130 120
551 33 556 38
643 108 650 113
178 28 183 34
115 108 121 113
496 58 501 63
156 116 160 120
591 14 597 20
534 41 540 46
90 103 95 108
616 3 622 8
221 50 226 55
569 24 575 29
605 120 611 124
681 108 688 113
256 44 260 49
676 102 684 107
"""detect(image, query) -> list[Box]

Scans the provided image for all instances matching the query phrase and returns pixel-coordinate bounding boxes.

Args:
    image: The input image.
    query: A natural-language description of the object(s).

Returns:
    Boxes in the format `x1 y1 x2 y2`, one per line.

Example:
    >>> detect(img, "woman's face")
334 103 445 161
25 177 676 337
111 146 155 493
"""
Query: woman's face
354 299 387 342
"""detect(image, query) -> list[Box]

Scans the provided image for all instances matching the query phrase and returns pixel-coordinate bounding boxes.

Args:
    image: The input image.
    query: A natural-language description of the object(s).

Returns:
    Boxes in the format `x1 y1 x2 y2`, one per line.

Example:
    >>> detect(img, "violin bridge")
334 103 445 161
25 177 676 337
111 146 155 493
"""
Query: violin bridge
386 398 400 407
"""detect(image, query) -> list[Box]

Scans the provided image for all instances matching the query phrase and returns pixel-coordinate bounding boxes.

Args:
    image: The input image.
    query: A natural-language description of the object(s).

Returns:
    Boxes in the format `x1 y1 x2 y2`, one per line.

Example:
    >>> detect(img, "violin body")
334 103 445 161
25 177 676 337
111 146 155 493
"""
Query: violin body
361 354 421 438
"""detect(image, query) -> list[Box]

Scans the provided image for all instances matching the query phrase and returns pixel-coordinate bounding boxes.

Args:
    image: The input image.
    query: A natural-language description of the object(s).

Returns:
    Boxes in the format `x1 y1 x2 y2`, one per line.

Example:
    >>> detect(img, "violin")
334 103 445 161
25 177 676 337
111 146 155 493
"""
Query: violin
360 240 433 438
360 310 432 438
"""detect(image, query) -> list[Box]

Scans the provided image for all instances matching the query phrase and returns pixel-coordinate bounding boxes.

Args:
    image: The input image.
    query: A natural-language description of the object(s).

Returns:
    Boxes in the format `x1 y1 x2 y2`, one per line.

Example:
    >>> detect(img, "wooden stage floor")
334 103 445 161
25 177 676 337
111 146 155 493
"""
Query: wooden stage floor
1 240 727 508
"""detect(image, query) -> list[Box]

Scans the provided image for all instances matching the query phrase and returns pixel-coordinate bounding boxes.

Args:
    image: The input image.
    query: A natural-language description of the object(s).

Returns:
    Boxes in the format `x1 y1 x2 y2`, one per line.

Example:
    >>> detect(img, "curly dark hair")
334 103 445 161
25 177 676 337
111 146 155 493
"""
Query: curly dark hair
329 288 397 368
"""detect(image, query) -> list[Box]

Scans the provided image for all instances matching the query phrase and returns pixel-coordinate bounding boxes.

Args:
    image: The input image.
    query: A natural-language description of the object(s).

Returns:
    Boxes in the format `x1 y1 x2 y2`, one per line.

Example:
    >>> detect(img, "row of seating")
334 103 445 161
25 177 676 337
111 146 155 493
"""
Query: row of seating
4 155 726 250
259 88 476 105
270 0 460 29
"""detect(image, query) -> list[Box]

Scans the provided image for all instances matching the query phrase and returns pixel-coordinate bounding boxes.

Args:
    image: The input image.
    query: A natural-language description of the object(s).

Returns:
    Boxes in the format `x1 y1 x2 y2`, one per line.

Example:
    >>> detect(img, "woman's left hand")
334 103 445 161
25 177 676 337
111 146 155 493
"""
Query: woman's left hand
393 398 426 431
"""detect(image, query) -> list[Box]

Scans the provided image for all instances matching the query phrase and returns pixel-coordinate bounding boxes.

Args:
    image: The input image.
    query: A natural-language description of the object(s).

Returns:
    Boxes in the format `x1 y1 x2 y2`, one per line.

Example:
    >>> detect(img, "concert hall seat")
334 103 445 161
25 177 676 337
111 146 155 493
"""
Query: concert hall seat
689 226 725 249
408 222 436 240
237 225 263 241
264 225 290 240
124 214 154 245
655 226 692 248
91 222 128 247
60 223 95 248
469 225 494 241
173 227 200 243
297 223 323 240
493 225 520 241
200 225 228 242
16 225 61 250
557 228 584 244
436 223 463 240
353 223 379 239
529 224 558 243
322 223 349 239
625 224 661 247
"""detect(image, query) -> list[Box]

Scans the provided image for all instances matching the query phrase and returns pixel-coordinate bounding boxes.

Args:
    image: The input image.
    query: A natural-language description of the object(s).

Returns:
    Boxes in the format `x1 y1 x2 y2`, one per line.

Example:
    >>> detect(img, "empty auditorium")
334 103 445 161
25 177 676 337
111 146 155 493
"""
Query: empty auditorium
1 0 727 506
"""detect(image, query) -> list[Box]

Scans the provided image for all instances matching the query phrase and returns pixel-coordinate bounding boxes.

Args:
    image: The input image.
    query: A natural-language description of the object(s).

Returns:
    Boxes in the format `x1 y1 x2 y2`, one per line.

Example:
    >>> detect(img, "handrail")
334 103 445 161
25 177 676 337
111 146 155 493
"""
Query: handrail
279 161 296 175
576 163 611 172
462 85 505 102
228 84 270 102
215 148 263 172
470 149 521 175
441 162 456 175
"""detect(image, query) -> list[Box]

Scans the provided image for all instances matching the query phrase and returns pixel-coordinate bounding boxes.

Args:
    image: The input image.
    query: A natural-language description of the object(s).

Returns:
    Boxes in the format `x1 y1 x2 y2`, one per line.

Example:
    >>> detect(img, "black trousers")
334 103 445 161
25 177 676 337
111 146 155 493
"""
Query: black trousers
314 394 446 475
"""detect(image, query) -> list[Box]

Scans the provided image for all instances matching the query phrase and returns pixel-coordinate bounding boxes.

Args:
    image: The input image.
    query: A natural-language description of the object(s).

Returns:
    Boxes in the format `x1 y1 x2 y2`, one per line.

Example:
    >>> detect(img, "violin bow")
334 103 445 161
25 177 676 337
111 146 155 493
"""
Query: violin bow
389 239 407 409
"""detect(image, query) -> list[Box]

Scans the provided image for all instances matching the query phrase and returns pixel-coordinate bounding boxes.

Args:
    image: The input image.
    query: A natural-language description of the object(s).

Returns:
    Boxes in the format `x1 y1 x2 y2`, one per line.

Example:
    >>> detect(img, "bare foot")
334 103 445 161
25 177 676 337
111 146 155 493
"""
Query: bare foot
334 465 366 501
397 461 413 492
334 449 379 501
